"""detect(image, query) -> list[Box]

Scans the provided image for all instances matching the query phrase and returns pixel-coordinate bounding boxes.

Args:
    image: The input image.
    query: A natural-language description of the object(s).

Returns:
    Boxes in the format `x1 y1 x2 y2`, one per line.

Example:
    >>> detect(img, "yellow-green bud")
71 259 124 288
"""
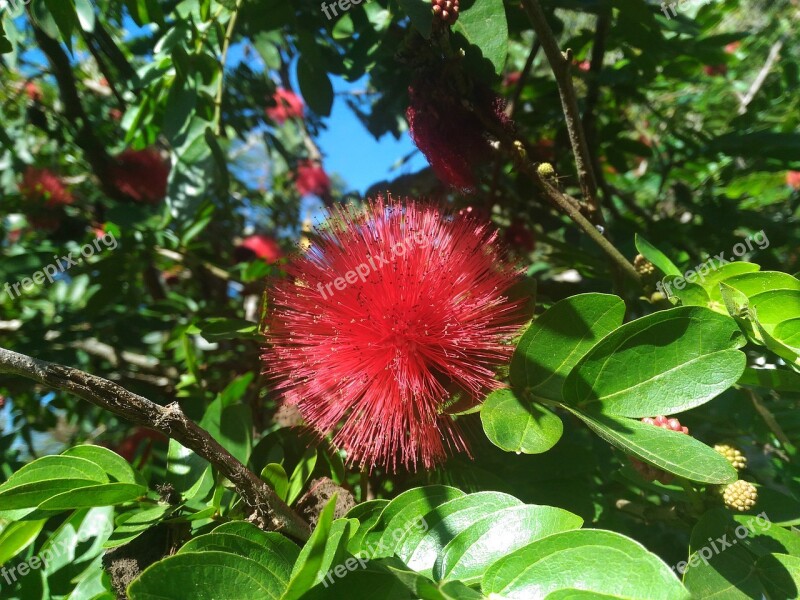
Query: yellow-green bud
537 162 556 179
633 254 656 277
714 444 747 470
722 480 757 512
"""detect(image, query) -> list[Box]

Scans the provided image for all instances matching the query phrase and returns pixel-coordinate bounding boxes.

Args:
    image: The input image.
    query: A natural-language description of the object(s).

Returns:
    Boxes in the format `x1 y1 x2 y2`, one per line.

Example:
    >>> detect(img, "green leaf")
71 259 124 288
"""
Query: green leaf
0 519 47 564
397 0 432 38
210 521 301 566
62 445 141 484
196 317 259 341
74 0 95 31
570 409 737 484
435 504 583 584
103 506 172 549
261 463 289 501
664 279 710 307
128 551 288 599
0 19 12 54
297 55 334 117
635 234 682 276
43 0 77 45
286 448 318 505
480 389 563 454
758 553 800 598
452 0 508 77
723 271 800 298
564 306 746 417
738 367 800 393
395 491 522 576
346 499 390 554
37 482 146 510
510 293 625 401
482 529 689 599
284 497 352 600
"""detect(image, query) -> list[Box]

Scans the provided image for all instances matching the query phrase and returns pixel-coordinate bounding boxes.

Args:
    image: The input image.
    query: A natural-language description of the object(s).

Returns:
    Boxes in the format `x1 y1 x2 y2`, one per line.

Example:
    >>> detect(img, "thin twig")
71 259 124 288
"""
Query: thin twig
214 0 245 136
507 37 541 118
738 39 784 114
520 0 601 222
0 346 312 541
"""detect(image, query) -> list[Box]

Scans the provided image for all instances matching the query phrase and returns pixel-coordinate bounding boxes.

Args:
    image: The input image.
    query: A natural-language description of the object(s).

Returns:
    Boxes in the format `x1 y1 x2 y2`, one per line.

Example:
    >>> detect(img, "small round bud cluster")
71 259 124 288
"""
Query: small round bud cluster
721 480 757 512
714 444 747 471
432 0 459 25
629 416 689 484
642 415 689 434
634 254 656 277
537 162 556 179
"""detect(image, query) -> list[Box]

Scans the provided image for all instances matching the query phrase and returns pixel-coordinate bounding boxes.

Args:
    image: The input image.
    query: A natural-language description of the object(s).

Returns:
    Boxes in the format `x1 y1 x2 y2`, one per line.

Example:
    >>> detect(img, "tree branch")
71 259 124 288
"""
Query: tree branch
521 0 601 223
738 39 784 114
0 346 311 541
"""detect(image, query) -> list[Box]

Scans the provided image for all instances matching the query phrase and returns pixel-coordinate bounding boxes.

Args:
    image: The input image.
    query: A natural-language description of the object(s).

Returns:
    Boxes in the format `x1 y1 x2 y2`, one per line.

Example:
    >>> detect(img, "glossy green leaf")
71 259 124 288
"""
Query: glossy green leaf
37 482 146 510
62 445 141 484
128 551 287 599
261 463 289 502
103 506 172 549
565 306 746 417
510 293 625 400
0 519 46 564
480 388 563 454
286 448 318 505
570 409 737 484
635 234 682 276
452 0 508 76
435 504 583 584
396 491 523 575
481 529 689 599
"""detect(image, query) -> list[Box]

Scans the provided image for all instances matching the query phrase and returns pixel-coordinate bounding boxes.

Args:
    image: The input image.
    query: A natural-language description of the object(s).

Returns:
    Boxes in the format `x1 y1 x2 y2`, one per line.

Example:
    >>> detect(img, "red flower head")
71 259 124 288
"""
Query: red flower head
263 197 526 471
787 171 800 190
294 160 331 197
503 71 522 88
724 41 741 54
574 59 591 72
237 234 283 264
108 148 170 204
703 64 727 76
266 88 304 124
19 167 73 207
24 82 43 102
407 74 513 190
504 222 536 253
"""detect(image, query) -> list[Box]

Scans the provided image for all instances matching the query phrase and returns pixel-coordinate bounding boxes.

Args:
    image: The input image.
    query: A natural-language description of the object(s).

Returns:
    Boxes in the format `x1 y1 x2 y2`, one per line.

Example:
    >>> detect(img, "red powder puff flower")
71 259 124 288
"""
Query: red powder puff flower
263 197 526 471
266 88 304 124
108 148 170 204
24 82 43 102
724 41 741 54
503 71 522 87
787 171 800 190
19 167 73 207
407 75 513 190
703 64 727 76
237 234 283 264
294 160 331 197
574 59 591 72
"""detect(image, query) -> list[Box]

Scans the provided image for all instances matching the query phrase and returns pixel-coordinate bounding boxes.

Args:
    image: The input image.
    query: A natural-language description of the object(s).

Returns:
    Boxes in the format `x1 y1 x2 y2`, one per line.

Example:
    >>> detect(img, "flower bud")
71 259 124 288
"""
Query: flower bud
714 444 747 470
721 480 757 512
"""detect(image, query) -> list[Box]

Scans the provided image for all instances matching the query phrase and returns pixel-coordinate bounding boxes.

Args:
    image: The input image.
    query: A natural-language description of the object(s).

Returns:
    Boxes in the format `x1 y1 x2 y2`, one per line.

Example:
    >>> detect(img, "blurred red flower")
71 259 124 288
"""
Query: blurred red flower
24 82 43 102
19 167 73 207
407 77 512 190
263 197 525 471
703 64 727 76
266 88 304 124
238 234 283 264
787 171 800 189
108 148 170 204
294 160 331 197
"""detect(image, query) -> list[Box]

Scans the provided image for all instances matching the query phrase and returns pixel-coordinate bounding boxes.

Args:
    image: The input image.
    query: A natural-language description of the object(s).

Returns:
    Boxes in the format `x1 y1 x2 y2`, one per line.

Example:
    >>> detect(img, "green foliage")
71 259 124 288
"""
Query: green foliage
1 0 800 597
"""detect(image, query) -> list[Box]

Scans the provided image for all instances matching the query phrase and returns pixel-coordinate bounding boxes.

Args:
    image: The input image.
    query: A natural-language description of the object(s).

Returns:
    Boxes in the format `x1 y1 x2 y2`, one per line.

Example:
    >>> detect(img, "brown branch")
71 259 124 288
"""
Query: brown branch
0 346 312 541
507 37 541 118
521 0 601 223
28 16 113 182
